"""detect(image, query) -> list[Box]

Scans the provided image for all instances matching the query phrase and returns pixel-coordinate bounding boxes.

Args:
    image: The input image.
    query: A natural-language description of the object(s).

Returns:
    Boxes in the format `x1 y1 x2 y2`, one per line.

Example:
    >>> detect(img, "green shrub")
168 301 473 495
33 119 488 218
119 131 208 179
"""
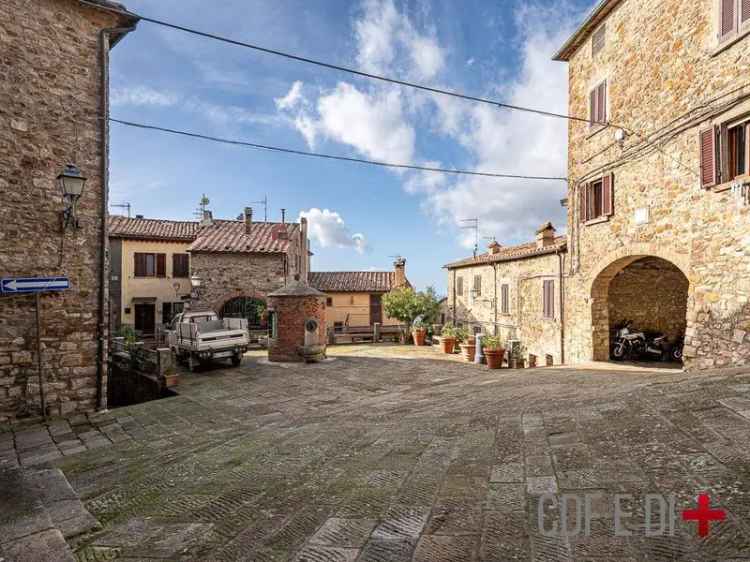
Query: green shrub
482 335 504 351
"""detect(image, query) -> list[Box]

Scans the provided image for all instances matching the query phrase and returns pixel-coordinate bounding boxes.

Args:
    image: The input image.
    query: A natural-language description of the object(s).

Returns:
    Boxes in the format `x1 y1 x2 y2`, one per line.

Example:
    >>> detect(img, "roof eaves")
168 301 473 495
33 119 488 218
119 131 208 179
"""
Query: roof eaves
444 242 567 270
552 0 621 62
78 0 140 44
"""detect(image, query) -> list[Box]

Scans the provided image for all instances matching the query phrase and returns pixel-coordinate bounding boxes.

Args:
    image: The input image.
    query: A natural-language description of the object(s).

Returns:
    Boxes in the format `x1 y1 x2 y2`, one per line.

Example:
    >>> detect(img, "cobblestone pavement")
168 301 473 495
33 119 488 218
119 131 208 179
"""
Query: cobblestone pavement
38 345 750 560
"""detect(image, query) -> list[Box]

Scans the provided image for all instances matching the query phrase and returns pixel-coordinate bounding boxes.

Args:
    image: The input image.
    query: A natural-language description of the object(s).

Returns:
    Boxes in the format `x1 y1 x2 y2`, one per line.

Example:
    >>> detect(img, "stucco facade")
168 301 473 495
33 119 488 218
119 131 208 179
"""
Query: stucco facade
0 0 136 421
557 0 750 369
324 292 400 327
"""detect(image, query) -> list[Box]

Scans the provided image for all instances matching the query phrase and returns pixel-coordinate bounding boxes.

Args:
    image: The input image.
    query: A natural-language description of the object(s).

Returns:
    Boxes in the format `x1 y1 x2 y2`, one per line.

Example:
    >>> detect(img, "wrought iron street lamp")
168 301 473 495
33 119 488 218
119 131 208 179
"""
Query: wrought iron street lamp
57 163 87 229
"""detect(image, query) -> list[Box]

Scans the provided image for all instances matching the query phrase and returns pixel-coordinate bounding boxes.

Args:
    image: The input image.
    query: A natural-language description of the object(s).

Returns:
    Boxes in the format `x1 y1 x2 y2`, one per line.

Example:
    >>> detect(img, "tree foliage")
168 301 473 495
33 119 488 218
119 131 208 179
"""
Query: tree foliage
383 286 442 326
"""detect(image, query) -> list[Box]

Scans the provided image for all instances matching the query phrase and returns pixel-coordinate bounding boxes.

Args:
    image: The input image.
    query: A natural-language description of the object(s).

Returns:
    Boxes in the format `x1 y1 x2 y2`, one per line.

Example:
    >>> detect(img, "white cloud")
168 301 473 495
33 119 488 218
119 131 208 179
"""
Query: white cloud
300 208 369 254
275 81 304 111
111 86 179 107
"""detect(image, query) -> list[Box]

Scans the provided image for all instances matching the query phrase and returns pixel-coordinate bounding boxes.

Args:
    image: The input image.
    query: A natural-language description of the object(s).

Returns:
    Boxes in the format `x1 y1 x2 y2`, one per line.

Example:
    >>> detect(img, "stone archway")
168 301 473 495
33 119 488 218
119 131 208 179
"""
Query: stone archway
589 248 691 361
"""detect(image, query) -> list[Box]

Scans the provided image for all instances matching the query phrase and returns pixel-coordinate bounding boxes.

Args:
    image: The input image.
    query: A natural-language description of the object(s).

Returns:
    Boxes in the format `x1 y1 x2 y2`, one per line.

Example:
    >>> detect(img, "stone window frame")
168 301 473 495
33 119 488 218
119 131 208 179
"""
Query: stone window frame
714 0 750 55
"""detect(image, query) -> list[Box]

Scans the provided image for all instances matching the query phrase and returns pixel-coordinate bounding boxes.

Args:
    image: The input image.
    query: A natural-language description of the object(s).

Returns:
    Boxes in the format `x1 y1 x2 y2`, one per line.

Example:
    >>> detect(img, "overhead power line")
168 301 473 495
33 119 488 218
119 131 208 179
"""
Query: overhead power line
109 118 568 181
81 0 602 126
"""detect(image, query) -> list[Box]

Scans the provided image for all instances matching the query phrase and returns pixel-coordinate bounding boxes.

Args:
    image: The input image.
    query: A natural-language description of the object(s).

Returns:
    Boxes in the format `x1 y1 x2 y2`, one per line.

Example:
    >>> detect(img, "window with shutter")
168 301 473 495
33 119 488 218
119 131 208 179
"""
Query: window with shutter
580 183 589 223
743 0 750 24
501 284 509 314
589 89 598 128
603 173 614 216
457 277 463 296
700 128 718 188
589 81 607 128
543 280 555 319
473 275 482 297
172 254 190 278
134 253 146 277
721 0 737 38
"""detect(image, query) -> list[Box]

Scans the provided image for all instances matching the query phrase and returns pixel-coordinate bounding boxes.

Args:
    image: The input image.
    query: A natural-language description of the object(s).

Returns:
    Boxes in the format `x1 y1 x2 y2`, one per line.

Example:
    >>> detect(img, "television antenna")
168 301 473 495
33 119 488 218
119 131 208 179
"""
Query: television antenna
110 202 131 218
460 218 479 257
193 193 210 219
249 195 269 222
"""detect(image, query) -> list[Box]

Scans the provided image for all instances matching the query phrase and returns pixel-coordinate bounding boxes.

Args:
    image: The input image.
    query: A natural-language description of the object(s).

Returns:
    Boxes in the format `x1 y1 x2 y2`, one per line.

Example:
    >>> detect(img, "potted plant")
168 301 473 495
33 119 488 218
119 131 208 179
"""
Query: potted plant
483 336 505 369
460 332 476 362
439 324 458 353
412 319 427 346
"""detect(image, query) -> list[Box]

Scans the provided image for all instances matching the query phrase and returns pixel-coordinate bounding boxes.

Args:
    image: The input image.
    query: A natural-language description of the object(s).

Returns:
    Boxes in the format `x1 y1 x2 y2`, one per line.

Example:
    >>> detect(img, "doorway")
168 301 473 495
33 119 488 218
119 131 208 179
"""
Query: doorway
134 303 156 335
370 294 383 325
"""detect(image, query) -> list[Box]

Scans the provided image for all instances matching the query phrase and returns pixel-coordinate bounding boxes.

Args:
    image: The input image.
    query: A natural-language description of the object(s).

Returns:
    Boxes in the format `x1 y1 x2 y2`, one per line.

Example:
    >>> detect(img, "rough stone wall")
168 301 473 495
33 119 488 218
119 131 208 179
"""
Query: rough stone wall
190 252 286 313
446 251 566 364
563 0 750 369
268 295 326 362
607 258 689 340
0 0 131 421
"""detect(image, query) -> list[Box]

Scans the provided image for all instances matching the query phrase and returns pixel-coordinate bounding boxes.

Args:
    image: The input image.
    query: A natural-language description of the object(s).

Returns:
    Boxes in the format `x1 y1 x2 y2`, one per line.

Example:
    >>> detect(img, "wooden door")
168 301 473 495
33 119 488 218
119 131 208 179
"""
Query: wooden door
134 303 155 334
369 294 382 326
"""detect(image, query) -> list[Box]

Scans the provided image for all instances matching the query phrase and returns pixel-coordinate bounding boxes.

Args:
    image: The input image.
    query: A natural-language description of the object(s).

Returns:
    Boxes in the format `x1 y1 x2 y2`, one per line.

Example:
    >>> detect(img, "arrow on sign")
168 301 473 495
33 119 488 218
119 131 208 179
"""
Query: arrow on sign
1 277 70 294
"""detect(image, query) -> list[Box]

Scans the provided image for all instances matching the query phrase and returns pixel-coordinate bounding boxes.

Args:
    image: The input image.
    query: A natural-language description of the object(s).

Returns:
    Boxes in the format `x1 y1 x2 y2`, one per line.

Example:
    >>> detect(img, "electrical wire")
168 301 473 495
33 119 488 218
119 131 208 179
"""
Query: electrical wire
80 0 605 127
110 118 568 181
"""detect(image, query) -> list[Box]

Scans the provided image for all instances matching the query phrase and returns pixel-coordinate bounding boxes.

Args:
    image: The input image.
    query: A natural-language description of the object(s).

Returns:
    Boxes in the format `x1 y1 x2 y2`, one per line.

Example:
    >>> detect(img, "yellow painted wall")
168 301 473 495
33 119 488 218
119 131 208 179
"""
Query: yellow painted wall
120 240 192 328
325 292 400 327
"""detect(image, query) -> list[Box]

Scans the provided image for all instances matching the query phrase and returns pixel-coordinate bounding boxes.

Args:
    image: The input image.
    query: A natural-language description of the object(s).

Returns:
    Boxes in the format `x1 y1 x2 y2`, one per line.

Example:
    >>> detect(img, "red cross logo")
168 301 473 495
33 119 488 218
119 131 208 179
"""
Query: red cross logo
682 494 726 537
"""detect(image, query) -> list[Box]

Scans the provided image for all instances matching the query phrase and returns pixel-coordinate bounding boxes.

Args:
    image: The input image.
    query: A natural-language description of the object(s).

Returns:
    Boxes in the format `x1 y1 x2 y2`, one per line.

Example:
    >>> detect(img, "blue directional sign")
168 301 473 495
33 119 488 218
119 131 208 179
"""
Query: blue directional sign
1 277 70 294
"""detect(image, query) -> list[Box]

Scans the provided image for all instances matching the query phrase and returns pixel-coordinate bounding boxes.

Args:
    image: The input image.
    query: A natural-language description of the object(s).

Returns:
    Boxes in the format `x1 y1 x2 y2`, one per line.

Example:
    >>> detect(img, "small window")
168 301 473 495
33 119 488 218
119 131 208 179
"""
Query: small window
592 25 606 57
719 0 750 43
134 253 166 278
501 284 510 314
581 174 614 223
326 297 333 306
349 295 355 305
589 80 608 129
473 275 482 297
727 123 747 181
543 280 555 319
457 277 464 296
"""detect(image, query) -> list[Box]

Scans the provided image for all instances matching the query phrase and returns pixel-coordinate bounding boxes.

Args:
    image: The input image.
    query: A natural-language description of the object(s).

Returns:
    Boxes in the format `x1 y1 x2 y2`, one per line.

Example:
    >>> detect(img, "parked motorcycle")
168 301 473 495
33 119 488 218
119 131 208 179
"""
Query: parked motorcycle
611 321 671 361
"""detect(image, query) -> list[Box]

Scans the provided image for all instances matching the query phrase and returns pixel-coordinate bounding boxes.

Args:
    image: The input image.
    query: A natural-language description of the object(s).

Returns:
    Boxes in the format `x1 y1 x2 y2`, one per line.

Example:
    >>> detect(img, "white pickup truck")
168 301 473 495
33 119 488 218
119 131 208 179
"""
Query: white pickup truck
167 311 249 371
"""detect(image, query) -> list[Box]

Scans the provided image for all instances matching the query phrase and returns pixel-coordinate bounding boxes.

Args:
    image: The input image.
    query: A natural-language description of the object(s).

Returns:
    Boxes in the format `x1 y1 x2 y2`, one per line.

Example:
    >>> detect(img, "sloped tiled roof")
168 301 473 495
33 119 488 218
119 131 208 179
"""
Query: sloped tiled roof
444 237 567 269
553 0 622 61
189 221 299 254
108 216 199 242
309 271 403 293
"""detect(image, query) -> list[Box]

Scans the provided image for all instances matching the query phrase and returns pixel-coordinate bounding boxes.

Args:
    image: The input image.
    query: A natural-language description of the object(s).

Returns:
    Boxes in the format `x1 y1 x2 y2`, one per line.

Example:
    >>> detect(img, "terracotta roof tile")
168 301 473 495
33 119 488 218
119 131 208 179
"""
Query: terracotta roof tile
108 216 199 241
189 220 299 254
309 271 403 293
444 236 567 269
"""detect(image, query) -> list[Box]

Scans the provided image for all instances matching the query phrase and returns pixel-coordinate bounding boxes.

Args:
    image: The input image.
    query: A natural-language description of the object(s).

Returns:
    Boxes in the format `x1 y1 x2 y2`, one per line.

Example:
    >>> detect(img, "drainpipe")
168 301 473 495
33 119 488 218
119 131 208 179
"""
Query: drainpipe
493 263 498 335
97 25 136 411
557 249 565 364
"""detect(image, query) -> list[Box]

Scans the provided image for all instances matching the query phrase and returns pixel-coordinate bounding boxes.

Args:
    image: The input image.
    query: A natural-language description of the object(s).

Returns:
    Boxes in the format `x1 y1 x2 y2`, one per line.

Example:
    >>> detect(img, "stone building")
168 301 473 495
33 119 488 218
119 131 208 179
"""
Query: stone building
554 0 750 369
308 258 410 329
188 208 310 323
0 0 137 421
444 224 567 365
109 216 198 334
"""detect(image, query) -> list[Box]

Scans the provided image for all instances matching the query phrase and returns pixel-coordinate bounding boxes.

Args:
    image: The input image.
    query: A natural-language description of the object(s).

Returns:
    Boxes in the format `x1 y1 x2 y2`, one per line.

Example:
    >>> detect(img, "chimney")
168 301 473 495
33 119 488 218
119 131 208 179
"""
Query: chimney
487 240 502 255
200 210 213 227
244 207 253 234
281 208 286 224
536 222 556 248
393 257 407 288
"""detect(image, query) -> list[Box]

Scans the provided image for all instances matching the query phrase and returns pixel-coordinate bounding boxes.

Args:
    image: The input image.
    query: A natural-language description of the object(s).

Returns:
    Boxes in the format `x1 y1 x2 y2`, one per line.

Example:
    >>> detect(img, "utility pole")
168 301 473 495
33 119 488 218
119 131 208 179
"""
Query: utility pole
460 218 479 257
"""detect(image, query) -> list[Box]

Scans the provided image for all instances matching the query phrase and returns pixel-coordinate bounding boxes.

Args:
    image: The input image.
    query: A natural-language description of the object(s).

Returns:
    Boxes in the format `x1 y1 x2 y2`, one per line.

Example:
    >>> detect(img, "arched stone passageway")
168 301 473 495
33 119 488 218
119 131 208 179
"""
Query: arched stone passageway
590 255 689 361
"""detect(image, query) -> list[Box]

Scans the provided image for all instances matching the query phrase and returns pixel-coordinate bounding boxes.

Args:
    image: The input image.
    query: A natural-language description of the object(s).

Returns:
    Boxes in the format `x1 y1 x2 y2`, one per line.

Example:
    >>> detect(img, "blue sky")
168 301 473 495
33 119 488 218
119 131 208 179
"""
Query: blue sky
109 0 594 293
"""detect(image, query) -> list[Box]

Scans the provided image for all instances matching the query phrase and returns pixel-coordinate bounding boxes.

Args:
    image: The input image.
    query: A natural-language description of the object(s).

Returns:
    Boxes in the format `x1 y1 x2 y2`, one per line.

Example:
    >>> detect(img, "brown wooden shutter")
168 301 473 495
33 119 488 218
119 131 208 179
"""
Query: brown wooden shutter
700 128 718 188
590 89 597 127
156 253 166 277
743 0 750 23
598 81 607 123
603 174 614 216
722 0 737 37
581 183 591 223
134 253 145 277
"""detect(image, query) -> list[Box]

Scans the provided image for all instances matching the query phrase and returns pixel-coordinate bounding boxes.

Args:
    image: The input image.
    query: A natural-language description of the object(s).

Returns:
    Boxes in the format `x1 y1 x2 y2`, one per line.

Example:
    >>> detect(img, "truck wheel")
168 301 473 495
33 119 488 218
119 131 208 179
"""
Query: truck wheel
231 353 241 367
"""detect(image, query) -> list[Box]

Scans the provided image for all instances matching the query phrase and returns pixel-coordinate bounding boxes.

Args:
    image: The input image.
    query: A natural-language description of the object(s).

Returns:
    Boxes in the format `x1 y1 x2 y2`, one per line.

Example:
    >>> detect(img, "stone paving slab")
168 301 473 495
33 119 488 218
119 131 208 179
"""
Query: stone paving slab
5 345 750 560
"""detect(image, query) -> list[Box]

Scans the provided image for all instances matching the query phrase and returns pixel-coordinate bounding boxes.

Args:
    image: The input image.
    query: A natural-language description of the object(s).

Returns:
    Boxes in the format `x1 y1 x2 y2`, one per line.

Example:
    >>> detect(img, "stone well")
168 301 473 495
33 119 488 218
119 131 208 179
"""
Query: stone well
267 281 327 363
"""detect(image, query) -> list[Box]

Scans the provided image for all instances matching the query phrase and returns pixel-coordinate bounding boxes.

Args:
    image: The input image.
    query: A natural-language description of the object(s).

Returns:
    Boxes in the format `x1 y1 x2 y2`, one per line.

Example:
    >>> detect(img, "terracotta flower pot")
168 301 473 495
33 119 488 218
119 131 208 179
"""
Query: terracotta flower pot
413 328 426 346
484 348 505 369
460 343 476 362
440 337 456 354
164 373 180 388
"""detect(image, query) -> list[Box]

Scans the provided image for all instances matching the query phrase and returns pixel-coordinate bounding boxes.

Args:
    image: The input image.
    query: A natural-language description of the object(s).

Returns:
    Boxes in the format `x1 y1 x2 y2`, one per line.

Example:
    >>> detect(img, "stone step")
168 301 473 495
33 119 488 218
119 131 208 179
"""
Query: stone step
0 467 100 561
